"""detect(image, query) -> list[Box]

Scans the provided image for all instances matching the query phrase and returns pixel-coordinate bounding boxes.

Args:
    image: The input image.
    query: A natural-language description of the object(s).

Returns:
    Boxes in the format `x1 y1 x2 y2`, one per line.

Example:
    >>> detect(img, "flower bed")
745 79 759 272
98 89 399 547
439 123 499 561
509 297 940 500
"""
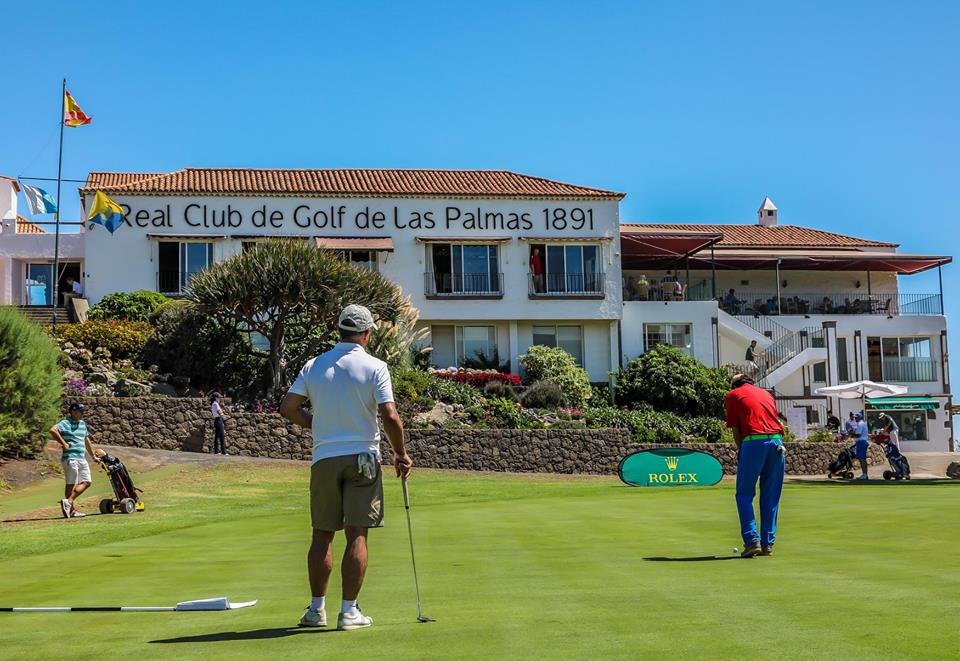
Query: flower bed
430 369 522 388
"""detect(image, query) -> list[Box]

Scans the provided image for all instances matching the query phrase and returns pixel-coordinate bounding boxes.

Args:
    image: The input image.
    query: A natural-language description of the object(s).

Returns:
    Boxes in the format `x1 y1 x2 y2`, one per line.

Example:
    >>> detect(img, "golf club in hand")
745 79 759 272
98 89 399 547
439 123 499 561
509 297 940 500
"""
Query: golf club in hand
402 477 434 623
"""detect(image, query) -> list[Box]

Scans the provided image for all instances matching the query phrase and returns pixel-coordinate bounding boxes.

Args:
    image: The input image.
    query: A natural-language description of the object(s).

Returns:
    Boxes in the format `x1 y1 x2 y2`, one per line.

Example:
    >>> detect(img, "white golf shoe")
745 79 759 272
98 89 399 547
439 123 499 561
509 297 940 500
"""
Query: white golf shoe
337 609 373 630
298 607 327 627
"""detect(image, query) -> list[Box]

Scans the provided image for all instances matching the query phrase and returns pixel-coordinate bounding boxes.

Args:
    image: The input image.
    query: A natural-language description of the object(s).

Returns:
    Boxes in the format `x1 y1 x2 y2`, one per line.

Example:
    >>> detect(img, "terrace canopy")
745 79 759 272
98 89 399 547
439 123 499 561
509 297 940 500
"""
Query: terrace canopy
685 248 952 275
619 229 723 270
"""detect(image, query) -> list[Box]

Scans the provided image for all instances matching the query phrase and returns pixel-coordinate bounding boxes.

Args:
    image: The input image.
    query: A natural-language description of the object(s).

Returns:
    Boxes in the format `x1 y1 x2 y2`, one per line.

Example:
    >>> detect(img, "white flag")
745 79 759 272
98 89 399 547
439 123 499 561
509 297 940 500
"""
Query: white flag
20 183 58 215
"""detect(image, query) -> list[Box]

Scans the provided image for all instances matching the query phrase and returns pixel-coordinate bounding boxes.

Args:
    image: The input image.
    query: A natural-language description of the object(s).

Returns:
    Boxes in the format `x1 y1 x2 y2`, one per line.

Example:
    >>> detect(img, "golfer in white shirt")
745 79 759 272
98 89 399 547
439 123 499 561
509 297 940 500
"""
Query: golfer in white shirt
280 304 412 631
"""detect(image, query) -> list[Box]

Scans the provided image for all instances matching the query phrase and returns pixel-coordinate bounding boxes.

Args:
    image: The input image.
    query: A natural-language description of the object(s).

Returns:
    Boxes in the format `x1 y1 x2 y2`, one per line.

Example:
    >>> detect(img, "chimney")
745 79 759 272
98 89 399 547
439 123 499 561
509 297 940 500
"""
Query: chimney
758 196 777 227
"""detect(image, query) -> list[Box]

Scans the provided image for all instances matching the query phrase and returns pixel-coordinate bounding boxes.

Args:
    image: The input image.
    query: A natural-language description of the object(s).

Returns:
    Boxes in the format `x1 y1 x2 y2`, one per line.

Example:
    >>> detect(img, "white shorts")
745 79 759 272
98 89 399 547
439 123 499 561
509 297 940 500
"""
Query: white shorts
62 458 92 485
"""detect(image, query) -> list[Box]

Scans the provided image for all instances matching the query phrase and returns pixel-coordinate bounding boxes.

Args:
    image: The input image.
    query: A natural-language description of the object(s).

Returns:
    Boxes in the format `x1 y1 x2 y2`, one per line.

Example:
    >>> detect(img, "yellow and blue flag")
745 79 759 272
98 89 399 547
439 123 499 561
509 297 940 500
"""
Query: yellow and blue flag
87 191 125 234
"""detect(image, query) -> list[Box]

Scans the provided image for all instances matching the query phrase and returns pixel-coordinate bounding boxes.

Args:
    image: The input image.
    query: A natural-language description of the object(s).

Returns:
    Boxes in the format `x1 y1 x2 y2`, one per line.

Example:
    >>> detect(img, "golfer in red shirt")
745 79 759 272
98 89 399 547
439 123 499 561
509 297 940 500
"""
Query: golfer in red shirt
725 373 786 558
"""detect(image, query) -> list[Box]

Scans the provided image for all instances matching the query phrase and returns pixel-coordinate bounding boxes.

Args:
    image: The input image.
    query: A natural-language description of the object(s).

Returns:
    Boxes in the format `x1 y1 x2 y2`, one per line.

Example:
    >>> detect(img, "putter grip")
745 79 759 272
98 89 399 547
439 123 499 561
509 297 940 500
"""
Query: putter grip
402 478 411 509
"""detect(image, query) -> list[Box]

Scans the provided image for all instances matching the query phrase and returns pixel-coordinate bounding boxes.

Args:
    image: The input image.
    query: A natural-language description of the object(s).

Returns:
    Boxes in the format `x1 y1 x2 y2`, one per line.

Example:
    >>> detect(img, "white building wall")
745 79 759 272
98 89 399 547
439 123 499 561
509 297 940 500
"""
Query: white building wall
621 301 718 367
83 195 622 321
84 193 622 378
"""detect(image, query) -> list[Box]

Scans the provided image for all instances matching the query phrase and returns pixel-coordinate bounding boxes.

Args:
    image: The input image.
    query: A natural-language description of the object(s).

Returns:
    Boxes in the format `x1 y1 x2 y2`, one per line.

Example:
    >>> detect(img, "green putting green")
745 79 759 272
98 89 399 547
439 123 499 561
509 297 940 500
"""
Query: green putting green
1 462 958 660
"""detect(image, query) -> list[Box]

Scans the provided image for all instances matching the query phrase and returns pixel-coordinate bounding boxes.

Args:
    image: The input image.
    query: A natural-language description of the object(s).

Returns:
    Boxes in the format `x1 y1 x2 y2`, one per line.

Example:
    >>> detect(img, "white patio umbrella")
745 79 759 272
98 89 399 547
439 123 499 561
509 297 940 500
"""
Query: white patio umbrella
814 380 909 421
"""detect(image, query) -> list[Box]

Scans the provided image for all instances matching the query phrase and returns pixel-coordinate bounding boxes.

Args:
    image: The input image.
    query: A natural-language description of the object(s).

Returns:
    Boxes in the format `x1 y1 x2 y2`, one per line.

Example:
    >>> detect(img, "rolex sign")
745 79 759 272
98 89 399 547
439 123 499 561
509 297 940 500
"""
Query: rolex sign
618 448 724 487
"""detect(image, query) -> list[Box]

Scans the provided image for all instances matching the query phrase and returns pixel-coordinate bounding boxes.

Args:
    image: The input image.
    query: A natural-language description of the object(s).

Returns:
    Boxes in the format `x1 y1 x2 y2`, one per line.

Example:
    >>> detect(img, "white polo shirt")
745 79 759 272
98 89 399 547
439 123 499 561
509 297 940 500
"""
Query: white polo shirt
289 342 394 464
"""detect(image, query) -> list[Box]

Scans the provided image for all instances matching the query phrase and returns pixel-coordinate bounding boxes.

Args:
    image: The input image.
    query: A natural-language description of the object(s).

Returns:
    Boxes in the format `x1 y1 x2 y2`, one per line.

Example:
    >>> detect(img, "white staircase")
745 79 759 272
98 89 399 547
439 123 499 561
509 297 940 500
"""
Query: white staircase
718 310 827 388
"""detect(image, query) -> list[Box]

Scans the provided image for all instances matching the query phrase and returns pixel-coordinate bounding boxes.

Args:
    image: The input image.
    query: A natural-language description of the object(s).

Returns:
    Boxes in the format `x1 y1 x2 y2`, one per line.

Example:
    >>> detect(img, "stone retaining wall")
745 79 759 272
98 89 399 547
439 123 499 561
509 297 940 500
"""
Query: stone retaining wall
67 397 886 475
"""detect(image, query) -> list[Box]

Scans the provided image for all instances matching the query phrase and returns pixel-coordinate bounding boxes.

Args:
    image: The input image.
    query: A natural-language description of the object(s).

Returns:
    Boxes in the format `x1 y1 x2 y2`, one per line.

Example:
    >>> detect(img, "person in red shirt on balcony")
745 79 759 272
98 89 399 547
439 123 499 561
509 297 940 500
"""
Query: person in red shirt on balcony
725 373 786 558
530 247 544 293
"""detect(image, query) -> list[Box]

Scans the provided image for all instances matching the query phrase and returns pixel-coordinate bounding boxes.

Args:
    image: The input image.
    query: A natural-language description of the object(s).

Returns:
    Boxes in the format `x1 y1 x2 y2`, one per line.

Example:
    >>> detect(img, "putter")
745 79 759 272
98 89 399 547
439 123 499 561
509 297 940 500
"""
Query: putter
401 477 434 623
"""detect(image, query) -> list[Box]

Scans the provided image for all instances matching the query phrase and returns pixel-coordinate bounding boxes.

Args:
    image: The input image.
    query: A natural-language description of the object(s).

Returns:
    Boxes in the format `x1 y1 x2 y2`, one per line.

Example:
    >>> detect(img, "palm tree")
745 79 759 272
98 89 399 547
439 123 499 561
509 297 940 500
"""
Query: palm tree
186 239 405 396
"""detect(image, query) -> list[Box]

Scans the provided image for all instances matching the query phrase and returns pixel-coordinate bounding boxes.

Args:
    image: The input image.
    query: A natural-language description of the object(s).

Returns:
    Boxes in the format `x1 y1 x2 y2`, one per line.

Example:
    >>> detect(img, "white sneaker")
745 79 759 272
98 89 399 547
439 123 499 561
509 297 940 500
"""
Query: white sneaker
298 607 327 627
337 609 373 630
60 499 71 518
70 510 86 518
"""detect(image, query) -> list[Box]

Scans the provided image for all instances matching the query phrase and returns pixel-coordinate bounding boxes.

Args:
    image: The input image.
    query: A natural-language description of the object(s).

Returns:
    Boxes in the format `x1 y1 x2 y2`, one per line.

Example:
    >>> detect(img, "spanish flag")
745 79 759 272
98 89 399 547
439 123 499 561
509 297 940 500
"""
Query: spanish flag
87 191 125 234
64 89 92 127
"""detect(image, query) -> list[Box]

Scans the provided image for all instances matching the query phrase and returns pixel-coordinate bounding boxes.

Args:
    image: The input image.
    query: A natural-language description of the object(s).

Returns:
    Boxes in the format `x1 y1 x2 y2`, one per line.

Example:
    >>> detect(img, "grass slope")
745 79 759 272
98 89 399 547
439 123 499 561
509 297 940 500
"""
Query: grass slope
0 463 958 660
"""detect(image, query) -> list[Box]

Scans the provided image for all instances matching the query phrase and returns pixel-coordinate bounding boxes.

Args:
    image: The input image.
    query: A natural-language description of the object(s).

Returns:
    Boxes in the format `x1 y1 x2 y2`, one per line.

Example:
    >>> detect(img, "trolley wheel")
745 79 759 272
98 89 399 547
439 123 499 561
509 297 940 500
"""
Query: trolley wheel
119 498 136 514
844 471 854 480
883 470 893 480
99 498 113 515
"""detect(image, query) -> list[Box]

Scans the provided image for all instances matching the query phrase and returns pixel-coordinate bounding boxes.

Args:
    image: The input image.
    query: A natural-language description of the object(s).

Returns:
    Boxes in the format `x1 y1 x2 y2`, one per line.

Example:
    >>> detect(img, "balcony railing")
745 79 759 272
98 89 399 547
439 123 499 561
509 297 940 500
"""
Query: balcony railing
881 358 937 383
530 272 605 298
425 272 503 298
712 292 942 316
157 270 209 295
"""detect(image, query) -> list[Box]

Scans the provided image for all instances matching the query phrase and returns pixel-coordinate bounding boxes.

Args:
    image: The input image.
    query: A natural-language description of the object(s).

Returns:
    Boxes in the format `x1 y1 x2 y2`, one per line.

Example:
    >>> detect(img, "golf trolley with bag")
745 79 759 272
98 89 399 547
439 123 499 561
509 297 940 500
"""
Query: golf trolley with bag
872 431 911 481
94 450 145 514
827 443 858 480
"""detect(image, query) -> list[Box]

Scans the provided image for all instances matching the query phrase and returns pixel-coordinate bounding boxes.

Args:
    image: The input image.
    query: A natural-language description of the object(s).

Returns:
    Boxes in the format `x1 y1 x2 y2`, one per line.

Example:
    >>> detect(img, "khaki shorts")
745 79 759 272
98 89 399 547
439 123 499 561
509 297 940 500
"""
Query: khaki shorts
62 458 92 485
310 454 384 531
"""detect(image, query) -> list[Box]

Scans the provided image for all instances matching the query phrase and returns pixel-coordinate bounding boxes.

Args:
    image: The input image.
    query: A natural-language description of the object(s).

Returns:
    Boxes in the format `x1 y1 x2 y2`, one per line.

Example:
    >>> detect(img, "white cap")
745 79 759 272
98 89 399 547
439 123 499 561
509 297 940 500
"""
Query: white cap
338 304 377 333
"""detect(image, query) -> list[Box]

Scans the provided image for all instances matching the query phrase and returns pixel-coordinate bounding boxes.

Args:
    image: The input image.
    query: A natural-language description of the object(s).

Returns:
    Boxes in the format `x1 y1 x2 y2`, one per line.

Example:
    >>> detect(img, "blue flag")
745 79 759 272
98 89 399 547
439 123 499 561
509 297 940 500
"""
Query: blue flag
20 183 58 215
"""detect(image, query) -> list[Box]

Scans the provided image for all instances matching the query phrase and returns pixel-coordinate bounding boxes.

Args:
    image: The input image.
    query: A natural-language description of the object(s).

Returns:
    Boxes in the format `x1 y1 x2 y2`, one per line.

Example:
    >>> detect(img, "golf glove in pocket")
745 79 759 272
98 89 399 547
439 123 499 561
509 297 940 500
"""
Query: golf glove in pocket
358 452 377 480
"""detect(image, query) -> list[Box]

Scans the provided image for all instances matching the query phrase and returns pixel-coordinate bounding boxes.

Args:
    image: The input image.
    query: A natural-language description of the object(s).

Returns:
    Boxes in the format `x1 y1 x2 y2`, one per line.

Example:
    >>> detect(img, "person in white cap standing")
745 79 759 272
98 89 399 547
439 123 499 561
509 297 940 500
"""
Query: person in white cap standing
280 304 413 631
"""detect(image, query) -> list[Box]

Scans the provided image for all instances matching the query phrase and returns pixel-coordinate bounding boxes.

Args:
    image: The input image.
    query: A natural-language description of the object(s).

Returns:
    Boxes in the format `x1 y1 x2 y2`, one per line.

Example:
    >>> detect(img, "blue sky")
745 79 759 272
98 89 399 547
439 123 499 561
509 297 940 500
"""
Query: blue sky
3 2 957 318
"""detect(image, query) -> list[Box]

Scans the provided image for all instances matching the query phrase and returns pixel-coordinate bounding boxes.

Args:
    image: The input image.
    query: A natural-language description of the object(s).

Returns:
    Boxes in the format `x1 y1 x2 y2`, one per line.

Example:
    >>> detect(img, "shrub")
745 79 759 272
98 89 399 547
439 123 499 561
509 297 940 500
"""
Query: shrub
614 345 728 418
141 301 265 398
89 290 170 322
432 370 521 389
0 307 61 457
520 380 565 409
483 380 518 402
54 320 153 360
686 416 729 443
577 405 728 444
481 397 545 430
806 429 837 443
518 346 592 408
423 374 483 408
391 369 437 418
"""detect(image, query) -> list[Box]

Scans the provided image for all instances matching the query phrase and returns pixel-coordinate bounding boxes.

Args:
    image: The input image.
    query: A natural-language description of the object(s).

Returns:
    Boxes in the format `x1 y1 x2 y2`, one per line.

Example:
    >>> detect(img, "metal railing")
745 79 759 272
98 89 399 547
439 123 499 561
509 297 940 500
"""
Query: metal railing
712 292 942 316
881 358 937 383
157 270 196 294
425 272 503 297
733 312 791 342
531 272 605 297
753 326 825 386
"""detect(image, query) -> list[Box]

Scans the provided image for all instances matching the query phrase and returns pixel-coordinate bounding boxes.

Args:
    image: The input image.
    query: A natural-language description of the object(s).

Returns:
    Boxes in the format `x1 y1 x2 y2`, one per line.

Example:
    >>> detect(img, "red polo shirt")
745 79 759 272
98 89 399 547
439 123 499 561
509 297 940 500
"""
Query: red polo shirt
725 383 783 436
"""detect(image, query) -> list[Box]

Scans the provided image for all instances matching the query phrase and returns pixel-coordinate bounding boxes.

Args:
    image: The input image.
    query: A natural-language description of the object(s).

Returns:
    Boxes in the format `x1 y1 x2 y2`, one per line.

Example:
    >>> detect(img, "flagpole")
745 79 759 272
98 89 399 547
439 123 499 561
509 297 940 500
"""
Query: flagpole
52 78 65 327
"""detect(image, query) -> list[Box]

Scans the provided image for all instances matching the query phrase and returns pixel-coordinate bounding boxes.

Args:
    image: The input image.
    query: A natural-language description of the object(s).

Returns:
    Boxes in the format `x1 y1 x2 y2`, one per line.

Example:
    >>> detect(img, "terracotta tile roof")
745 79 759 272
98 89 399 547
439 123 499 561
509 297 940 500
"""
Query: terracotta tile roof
84 172 166 190
81 168 624 200
15 215 46 234
621 222 897 249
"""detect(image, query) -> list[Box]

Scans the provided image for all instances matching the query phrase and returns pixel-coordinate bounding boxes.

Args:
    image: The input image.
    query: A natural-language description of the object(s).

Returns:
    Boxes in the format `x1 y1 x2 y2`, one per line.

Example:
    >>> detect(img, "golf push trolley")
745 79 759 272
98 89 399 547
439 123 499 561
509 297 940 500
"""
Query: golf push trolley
94 450 145 514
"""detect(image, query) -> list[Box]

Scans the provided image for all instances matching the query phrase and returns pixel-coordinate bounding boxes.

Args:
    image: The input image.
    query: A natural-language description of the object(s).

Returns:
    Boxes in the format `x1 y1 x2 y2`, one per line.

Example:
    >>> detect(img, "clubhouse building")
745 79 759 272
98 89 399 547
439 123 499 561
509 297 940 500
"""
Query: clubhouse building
76 168 953 451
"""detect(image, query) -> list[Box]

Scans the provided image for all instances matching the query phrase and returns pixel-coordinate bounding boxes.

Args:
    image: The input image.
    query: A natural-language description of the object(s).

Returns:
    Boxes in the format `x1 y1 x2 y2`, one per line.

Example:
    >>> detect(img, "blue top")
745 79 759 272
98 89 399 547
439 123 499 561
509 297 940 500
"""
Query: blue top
57 419 88 460
856 420 869 442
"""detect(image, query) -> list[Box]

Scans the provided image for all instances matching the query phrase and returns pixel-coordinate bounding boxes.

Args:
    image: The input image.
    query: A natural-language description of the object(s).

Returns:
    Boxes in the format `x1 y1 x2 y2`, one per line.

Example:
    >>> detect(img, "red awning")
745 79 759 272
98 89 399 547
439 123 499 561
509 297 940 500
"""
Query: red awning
619 229 723 269
688 249 951 275
314 236 394 252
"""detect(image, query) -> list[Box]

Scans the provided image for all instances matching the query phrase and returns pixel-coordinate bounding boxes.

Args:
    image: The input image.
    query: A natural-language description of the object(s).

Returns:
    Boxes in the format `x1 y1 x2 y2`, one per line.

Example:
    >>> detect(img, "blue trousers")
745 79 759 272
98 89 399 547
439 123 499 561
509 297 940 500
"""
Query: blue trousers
736 437 785 547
